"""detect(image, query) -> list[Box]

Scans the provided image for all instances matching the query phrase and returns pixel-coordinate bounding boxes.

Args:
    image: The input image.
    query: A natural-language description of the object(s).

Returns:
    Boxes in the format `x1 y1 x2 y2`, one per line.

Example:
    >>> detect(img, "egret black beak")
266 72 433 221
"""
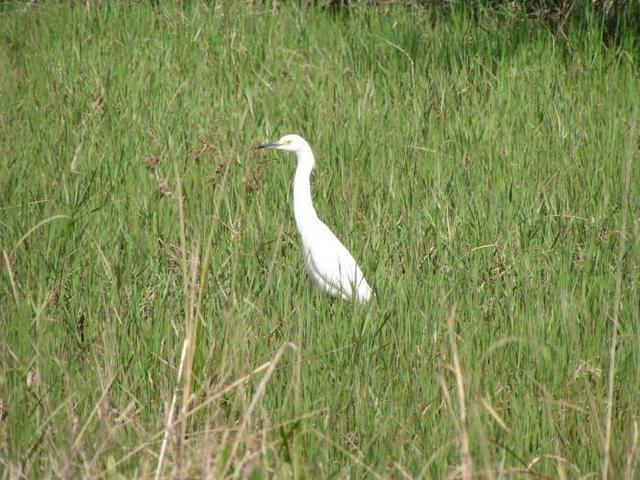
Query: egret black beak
257 142 280 149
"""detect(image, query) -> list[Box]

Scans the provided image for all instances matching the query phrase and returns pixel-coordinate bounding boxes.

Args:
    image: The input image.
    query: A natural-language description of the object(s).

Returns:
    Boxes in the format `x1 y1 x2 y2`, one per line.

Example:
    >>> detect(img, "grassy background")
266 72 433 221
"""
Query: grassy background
1 1 639 478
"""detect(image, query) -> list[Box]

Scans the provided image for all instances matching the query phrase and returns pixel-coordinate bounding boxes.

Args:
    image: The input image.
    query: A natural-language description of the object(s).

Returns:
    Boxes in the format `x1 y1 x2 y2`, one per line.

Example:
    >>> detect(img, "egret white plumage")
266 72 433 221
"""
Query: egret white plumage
258 134 372 302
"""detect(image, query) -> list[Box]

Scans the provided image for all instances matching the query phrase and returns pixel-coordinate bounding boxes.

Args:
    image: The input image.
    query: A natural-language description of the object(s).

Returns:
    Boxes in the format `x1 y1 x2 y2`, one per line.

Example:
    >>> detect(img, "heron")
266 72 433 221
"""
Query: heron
258 134 372 302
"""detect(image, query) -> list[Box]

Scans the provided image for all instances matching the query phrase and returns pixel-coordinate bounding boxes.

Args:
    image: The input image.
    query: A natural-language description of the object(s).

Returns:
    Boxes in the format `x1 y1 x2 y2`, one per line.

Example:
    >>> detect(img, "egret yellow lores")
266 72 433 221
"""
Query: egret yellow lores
258 134 372 302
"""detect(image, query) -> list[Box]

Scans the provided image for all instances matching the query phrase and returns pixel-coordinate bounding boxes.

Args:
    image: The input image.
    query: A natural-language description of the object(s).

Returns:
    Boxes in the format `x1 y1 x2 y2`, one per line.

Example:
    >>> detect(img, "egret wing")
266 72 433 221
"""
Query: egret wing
305 221 371 301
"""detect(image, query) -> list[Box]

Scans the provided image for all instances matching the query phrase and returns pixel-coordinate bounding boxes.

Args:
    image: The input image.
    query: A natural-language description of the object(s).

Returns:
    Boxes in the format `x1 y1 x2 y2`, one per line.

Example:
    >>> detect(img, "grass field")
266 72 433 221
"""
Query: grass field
1 1 639 478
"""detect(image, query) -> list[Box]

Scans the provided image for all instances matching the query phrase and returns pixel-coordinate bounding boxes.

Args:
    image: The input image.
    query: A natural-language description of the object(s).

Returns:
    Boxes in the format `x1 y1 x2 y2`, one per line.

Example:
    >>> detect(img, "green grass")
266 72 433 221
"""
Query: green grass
1 2 639 478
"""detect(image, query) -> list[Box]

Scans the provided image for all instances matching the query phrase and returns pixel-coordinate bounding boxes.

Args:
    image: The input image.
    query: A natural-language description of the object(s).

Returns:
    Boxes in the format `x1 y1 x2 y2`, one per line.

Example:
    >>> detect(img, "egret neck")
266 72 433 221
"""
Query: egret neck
292 144 318 231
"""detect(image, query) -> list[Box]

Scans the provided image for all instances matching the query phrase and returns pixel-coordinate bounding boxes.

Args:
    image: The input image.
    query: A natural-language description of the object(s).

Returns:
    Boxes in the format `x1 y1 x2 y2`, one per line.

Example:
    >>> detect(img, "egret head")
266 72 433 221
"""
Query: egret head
257 134 310 153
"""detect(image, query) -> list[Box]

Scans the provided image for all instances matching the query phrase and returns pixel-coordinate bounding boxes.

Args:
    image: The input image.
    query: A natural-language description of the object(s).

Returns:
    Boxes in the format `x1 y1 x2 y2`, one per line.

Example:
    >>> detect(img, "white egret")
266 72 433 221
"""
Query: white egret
258 134 372 302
